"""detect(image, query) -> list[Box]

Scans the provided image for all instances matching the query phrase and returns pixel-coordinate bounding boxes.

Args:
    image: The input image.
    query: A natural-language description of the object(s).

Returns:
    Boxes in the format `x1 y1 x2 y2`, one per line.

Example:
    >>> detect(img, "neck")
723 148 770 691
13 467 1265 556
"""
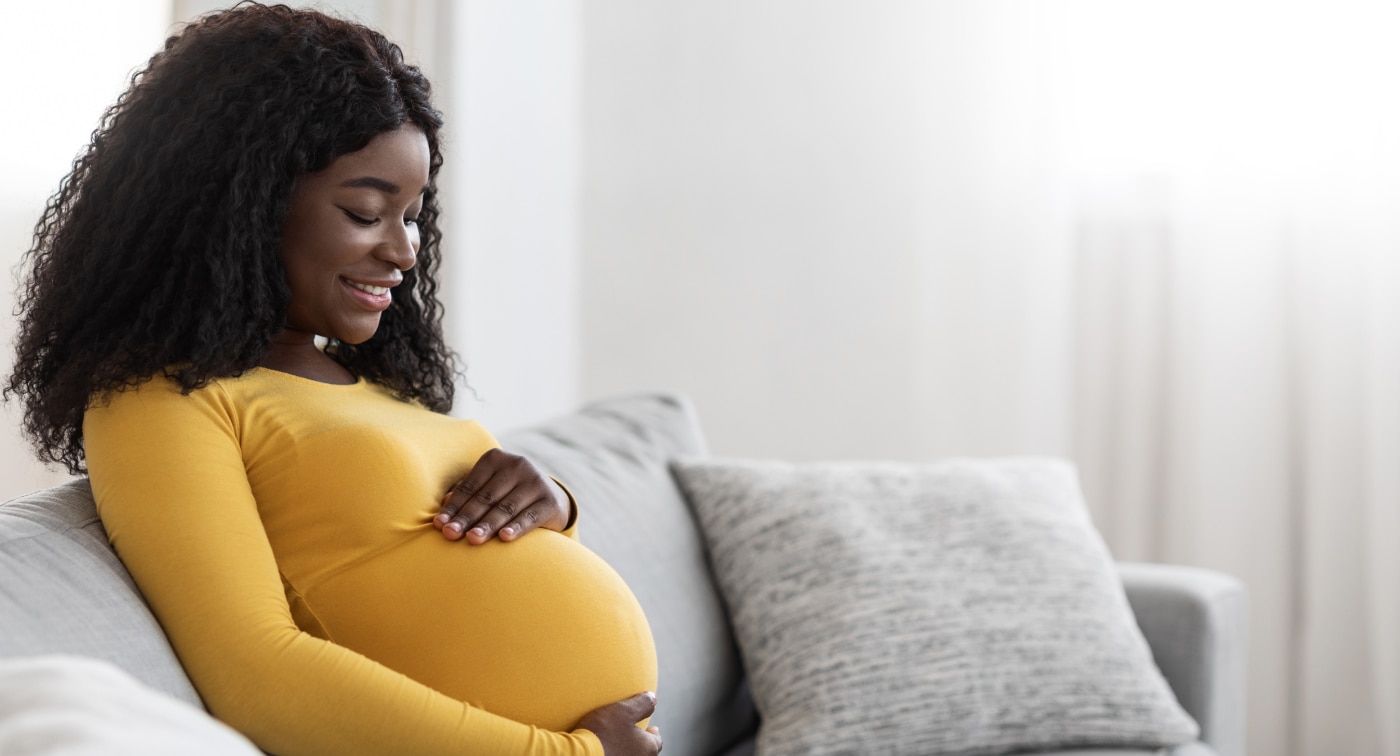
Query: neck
260 334 356 385
269 328 317 347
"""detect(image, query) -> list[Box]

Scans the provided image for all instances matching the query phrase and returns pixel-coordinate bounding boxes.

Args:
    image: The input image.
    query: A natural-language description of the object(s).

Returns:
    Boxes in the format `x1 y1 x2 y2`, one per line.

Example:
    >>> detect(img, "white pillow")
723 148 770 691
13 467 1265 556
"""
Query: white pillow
0 655 261 755
672 457 1199 756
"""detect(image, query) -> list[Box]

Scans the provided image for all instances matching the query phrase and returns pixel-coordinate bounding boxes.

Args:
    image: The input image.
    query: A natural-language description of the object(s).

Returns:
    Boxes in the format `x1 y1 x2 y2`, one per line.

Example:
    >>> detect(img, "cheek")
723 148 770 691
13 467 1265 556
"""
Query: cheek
279 244 342 307
281 225 358 281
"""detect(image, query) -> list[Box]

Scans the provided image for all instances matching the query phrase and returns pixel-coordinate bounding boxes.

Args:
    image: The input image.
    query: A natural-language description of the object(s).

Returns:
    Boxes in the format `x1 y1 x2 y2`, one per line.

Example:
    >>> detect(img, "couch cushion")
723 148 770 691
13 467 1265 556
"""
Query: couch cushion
0 480 202 707
672 457 1199 756
500 393 757 756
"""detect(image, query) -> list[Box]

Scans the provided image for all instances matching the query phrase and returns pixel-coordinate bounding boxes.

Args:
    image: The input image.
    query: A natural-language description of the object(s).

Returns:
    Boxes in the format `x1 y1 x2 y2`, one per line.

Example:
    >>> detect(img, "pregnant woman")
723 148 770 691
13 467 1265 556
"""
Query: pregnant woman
5 4 660 755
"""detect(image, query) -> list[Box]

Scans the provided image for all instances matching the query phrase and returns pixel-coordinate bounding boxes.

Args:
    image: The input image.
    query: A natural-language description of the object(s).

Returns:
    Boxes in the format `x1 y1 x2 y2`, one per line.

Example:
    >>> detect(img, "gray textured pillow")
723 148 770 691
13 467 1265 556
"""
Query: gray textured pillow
671 457 1199 756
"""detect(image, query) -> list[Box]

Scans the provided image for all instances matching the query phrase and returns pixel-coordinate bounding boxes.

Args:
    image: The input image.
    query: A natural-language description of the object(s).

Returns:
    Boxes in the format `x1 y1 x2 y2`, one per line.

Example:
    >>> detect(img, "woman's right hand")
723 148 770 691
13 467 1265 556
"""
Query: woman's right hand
576 692 662 755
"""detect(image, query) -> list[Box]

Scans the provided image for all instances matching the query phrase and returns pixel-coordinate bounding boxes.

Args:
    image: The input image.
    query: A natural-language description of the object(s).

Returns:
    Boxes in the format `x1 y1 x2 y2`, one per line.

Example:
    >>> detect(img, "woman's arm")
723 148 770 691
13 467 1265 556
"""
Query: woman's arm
83 379 602 756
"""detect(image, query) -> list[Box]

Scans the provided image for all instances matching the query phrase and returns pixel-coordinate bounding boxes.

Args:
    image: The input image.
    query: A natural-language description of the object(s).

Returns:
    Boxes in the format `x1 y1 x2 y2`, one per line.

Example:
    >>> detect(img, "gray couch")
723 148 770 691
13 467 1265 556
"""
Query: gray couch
0 393 1246 755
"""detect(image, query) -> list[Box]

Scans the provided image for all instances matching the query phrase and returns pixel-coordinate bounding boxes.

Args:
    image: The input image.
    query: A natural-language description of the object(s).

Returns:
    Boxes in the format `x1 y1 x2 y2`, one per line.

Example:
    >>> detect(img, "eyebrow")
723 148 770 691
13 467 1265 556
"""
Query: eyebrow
338 176 428 195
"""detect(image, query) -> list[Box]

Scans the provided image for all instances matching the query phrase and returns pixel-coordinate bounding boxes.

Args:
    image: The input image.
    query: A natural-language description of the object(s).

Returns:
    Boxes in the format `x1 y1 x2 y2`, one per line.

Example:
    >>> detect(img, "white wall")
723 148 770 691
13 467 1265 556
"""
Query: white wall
578 2 1075 461
444 0 582 432
0 1 171 499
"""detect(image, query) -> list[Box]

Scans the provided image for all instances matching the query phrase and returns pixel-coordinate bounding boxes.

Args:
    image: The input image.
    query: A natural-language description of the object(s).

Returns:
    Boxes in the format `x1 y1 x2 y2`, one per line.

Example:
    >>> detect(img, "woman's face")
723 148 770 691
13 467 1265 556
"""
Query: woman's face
278 126 431 345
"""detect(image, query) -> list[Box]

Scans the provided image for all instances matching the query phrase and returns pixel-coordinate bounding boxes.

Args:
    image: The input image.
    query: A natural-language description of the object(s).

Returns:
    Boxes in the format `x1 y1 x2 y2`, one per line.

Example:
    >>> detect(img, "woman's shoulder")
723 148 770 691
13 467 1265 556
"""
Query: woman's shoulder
91 367 356 403
89 369 252 404
84 372 240 429
82 367 353 439
85 367 428 432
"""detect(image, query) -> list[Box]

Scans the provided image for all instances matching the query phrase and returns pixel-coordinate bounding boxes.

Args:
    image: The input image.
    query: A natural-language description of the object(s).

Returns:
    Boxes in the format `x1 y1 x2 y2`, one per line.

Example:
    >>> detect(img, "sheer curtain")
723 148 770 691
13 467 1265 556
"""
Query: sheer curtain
1054 3 1400 754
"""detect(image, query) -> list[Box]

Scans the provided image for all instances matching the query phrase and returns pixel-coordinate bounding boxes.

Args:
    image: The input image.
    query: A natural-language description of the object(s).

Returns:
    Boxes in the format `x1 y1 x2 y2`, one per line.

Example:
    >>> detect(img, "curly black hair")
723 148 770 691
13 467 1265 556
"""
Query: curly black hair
5 3 456 475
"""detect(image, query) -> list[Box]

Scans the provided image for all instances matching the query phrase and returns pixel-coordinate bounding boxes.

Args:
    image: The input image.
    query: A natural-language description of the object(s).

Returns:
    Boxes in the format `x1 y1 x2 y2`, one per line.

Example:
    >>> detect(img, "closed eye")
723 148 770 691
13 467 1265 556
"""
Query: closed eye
343 209 377 226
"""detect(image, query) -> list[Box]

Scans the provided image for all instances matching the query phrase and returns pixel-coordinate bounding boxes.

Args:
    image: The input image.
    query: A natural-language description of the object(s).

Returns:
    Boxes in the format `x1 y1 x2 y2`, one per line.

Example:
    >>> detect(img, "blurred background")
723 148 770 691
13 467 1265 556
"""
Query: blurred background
2 2 1397 754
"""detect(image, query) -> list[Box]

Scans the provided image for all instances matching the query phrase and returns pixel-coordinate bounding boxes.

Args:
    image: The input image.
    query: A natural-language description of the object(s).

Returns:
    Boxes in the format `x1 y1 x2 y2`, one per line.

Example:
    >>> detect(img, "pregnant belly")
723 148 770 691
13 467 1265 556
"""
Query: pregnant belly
304 530 657 732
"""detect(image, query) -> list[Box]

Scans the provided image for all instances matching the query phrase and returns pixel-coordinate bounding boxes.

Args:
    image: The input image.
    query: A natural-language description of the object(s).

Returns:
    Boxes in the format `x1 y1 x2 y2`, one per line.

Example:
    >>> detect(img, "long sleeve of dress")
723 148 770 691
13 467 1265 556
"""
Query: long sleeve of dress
83 379 606 756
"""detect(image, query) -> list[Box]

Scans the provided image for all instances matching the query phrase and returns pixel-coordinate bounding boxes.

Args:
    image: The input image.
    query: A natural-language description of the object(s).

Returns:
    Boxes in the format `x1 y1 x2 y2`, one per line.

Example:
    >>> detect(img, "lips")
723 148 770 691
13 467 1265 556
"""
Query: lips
347 280 390 296
341 277 396 311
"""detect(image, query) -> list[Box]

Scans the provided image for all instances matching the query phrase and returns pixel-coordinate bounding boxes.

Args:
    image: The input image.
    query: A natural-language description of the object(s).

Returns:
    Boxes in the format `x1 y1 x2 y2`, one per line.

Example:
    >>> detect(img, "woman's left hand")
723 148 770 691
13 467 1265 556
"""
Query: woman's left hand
434 448 571 544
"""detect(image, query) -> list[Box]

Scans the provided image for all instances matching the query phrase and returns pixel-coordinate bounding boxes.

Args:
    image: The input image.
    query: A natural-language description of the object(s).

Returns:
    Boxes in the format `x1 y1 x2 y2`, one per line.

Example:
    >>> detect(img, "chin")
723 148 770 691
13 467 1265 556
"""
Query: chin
336 333 378 346
331 321 383 346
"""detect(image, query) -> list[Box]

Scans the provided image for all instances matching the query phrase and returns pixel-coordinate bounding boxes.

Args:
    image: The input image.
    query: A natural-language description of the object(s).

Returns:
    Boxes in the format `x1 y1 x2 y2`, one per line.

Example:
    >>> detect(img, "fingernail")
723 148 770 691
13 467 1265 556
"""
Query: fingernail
434 513 448 524
502 526 517 538
445 522 462 535
470 526 486 538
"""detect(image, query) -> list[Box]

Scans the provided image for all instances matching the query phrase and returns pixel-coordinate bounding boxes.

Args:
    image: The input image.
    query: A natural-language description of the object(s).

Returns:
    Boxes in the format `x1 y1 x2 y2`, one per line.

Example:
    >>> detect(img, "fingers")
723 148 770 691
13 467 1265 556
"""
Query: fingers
434 449 566 544
441 449 521 541
577 692 661 755
615 690 658 724
433 464 494 541
577 691 657 726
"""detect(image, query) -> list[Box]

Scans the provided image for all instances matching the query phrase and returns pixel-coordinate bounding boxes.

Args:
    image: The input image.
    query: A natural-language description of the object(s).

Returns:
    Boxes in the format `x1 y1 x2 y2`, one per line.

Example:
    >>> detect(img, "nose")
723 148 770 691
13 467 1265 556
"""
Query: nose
376 221 419 271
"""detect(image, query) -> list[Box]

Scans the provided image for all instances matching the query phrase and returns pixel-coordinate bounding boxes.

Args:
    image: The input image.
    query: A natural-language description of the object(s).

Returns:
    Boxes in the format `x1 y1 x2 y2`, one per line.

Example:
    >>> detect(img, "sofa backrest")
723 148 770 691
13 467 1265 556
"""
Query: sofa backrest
0 479 203 707
501 393 758 756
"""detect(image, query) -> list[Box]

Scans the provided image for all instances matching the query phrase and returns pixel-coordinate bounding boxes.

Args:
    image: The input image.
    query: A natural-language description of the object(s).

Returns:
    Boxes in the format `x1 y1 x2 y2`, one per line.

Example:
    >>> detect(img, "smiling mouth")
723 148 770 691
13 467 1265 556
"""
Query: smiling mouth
346 280 391 296
341 278 395 312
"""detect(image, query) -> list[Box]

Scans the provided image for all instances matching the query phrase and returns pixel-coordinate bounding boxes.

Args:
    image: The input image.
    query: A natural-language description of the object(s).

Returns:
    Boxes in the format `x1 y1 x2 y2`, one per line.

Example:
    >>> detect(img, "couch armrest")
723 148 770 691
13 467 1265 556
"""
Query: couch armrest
1116 561 1247 756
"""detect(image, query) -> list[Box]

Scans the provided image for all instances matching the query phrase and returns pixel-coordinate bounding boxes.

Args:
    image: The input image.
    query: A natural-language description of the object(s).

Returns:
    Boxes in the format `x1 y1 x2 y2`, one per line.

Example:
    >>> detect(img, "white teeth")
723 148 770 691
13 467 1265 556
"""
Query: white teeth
347 281 390 296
